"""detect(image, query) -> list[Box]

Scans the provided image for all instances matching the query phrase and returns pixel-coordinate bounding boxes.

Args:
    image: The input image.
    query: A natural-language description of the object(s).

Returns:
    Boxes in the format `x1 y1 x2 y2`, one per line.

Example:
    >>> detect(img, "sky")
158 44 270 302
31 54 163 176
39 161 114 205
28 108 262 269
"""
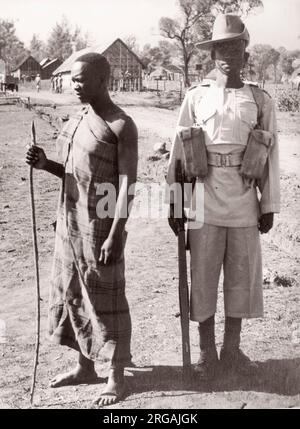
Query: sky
1 0 300 51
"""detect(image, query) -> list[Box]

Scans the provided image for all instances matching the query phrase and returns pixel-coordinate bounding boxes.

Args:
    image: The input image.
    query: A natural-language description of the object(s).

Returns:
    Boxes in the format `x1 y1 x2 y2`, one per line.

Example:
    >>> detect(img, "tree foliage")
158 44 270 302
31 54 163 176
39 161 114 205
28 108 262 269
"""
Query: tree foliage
30 34 47 62
123 35 140 54
268 47 280 83
159 0 263 86
46 16 89 60
0 19 29 70
249 44 281 82
72 25 90 52
211 0 263 16
140 40 177 69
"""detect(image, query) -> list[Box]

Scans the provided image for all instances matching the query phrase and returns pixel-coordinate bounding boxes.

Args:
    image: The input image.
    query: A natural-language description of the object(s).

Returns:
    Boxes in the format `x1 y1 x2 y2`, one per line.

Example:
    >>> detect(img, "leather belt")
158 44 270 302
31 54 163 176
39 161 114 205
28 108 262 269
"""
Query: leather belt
207 152 244 167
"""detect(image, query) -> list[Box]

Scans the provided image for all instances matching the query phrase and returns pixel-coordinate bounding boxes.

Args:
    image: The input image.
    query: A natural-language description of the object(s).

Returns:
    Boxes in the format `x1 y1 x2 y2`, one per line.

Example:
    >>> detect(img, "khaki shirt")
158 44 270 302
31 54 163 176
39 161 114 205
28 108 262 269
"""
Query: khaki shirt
166 83 280 227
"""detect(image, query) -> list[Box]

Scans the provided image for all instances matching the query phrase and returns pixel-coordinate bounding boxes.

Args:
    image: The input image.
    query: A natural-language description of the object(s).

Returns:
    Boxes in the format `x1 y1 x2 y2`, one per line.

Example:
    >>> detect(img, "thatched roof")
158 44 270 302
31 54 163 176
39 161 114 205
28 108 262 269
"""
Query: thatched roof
42 58 61 69
53 38 144 75
11 55 40 72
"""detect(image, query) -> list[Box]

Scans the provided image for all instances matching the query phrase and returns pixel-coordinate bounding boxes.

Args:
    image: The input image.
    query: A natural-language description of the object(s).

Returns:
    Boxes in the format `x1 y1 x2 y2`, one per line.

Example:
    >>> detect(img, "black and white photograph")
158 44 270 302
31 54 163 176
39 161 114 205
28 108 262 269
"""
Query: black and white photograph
0 0 299 412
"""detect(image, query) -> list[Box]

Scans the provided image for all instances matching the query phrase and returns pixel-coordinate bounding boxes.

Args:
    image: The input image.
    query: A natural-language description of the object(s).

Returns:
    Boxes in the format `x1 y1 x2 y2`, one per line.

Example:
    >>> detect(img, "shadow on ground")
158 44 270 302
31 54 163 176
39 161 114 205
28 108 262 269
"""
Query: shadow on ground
125 358 300 397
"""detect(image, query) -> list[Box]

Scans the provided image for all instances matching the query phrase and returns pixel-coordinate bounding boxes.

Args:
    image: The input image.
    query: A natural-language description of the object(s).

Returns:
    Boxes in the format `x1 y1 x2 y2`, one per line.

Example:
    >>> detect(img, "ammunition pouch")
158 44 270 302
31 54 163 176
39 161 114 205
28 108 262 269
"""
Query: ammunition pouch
240 129 273 180
178 126 208 181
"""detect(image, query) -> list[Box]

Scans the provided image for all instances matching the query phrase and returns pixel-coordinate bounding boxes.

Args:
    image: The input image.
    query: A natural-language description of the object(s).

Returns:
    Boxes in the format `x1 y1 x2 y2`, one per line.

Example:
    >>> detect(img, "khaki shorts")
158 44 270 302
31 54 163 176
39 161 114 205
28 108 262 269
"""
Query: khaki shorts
188 224 263 322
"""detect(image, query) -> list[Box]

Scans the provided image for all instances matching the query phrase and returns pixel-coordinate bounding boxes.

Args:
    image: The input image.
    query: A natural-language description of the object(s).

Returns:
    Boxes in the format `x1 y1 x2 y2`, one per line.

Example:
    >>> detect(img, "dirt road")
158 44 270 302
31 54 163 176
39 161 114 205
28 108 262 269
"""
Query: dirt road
0 93 299 409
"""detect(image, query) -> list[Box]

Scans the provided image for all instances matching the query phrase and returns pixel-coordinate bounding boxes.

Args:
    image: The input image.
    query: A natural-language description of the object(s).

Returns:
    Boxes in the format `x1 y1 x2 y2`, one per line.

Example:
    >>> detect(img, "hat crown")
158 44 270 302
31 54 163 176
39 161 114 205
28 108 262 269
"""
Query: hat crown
213 14 245 39
196 13 249 50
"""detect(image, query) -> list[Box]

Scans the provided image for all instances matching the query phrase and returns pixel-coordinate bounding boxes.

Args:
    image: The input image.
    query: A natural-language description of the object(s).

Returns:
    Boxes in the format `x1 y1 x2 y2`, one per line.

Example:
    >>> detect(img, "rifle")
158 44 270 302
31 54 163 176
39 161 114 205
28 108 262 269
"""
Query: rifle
175 159 191 372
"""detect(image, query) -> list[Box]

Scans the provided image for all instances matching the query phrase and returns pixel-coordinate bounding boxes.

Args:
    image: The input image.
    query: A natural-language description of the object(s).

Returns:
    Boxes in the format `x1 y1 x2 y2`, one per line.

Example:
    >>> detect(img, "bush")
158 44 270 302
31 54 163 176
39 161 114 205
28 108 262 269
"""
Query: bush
276 88 300 112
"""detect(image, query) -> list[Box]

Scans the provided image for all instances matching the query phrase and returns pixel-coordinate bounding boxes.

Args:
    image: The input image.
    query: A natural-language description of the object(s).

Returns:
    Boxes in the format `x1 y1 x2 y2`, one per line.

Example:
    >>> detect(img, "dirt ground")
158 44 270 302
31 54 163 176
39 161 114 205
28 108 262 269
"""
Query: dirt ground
0 90 299 409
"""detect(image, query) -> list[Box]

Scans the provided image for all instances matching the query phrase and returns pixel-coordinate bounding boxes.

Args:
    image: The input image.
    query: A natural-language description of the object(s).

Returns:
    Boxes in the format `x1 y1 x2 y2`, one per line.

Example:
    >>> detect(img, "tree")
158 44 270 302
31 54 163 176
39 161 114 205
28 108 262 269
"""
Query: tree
193 49 214 77
277 49 300 83
46 16 72 60
268 48 280 83
278 47 293 78
139 43 152 68
73 25 90 52
159 0 263 87
250 44 281 83
210 0 263 15
140 40 177 69
29 34 47 62
46 16 89 60
249 44 271 81
159 0 212 86
0 19 28 71
123 35 140 54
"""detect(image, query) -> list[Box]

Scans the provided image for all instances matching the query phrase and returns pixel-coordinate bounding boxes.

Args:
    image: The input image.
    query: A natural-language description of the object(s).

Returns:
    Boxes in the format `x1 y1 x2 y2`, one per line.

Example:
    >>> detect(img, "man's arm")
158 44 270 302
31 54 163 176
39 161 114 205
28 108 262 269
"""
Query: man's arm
257 96 280 233
99 116 138 264
166 90 196 235
165 90 195 190
43 159 65 178
26 145 65 179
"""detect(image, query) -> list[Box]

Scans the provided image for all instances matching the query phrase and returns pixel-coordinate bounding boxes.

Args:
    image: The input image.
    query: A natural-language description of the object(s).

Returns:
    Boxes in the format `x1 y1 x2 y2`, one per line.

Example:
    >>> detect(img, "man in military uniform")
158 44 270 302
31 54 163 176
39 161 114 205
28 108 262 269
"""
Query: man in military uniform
167 14 280 379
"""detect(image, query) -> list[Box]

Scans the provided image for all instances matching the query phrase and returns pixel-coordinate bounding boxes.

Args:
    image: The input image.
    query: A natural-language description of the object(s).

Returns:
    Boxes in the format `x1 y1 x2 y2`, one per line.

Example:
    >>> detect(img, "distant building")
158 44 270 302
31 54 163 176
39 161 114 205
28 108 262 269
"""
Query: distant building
11 55 41 81
40 57 51 67
0 58 6 86
40 58 62 80
291 67 300 90
53 38 145 92
148 65 183 81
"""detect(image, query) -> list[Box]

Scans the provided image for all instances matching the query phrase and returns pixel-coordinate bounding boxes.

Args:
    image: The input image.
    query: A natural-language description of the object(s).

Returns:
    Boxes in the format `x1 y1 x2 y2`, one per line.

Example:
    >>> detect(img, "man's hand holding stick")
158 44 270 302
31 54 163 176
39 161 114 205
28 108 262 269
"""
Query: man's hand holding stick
28 120 41 404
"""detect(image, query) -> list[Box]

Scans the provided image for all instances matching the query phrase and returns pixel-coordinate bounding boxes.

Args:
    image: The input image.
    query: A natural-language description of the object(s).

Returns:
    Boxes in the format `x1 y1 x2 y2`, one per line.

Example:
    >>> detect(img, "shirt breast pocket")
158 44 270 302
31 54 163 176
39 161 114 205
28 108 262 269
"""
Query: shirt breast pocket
238 102 258 143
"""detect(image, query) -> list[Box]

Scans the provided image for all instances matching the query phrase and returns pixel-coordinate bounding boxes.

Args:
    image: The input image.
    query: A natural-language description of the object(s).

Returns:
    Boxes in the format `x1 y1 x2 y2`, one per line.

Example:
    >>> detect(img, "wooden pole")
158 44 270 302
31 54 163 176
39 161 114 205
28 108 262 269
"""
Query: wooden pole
175 159 191 374
138 64 141 92
179 80 183 103
29 120 41 405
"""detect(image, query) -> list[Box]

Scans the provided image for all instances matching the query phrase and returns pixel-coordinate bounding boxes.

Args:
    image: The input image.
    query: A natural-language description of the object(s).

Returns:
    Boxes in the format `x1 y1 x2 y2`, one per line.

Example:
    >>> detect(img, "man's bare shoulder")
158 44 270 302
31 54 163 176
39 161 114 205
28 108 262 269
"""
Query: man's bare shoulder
108 110 138 143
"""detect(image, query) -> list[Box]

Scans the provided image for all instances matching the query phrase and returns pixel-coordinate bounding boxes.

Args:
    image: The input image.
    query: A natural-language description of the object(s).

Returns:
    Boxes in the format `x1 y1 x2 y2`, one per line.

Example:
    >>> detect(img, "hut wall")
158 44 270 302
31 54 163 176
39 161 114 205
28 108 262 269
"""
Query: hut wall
61 73 72 91
54 39 144 93
42 60 62 80
20 57 41 79
103 40 143 91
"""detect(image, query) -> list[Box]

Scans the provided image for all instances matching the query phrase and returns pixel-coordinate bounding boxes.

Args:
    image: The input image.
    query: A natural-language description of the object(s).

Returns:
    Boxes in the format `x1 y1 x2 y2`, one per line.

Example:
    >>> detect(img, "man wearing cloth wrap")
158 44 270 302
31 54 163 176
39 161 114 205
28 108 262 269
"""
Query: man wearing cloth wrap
167 14 280 379
26 53 138 405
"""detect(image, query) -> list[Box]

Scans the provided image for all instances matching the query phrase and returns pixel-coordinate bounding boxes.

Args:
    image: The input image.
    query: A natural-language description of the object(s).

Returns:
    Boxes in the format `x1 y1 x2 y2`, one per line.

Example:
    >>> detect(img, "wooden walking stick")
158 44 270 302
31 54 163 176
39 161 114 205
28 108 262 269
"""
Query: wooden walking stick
175 159 191 372
29 120 41 404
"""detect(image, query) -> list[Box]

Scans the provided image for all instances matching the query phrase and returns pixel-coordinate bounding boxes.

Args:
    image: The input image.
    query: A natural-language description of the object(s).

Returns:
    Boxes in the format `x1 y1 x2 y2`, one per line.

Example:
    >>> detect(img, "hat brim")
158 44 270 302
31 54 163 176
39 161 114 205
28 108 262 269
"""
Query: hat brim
196 28 249 50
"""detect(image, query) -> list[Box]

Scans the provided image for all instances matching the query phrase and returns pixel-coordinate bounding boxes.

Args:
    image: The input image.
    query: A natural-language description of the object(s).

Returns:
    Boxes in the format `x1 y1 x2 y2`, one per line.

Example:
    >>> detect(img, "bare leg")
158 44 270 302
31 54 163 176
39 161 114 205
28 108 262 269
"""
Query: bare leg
50 352 98 388
93 367 126 407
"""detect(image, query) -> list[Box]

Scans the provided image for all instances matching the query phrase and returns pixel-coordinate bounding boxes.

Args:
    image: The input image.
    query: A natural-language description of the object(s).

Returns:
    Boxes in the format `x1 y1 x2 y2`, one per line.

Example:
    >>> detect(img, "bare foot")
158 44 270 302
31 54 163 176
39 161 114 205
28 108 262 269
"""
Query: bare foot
50 365 98 388
93 369 126 407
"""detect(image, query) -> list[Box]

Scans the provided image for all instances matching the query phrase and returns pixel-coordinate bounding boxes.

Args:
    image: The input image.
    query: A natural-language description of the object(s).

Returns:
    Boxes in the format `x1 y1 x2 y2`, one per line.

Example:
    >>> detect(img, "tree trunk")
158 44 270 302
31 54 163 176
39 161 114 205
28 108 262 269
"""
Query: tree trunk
183 59 190 87
180 40 190 88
